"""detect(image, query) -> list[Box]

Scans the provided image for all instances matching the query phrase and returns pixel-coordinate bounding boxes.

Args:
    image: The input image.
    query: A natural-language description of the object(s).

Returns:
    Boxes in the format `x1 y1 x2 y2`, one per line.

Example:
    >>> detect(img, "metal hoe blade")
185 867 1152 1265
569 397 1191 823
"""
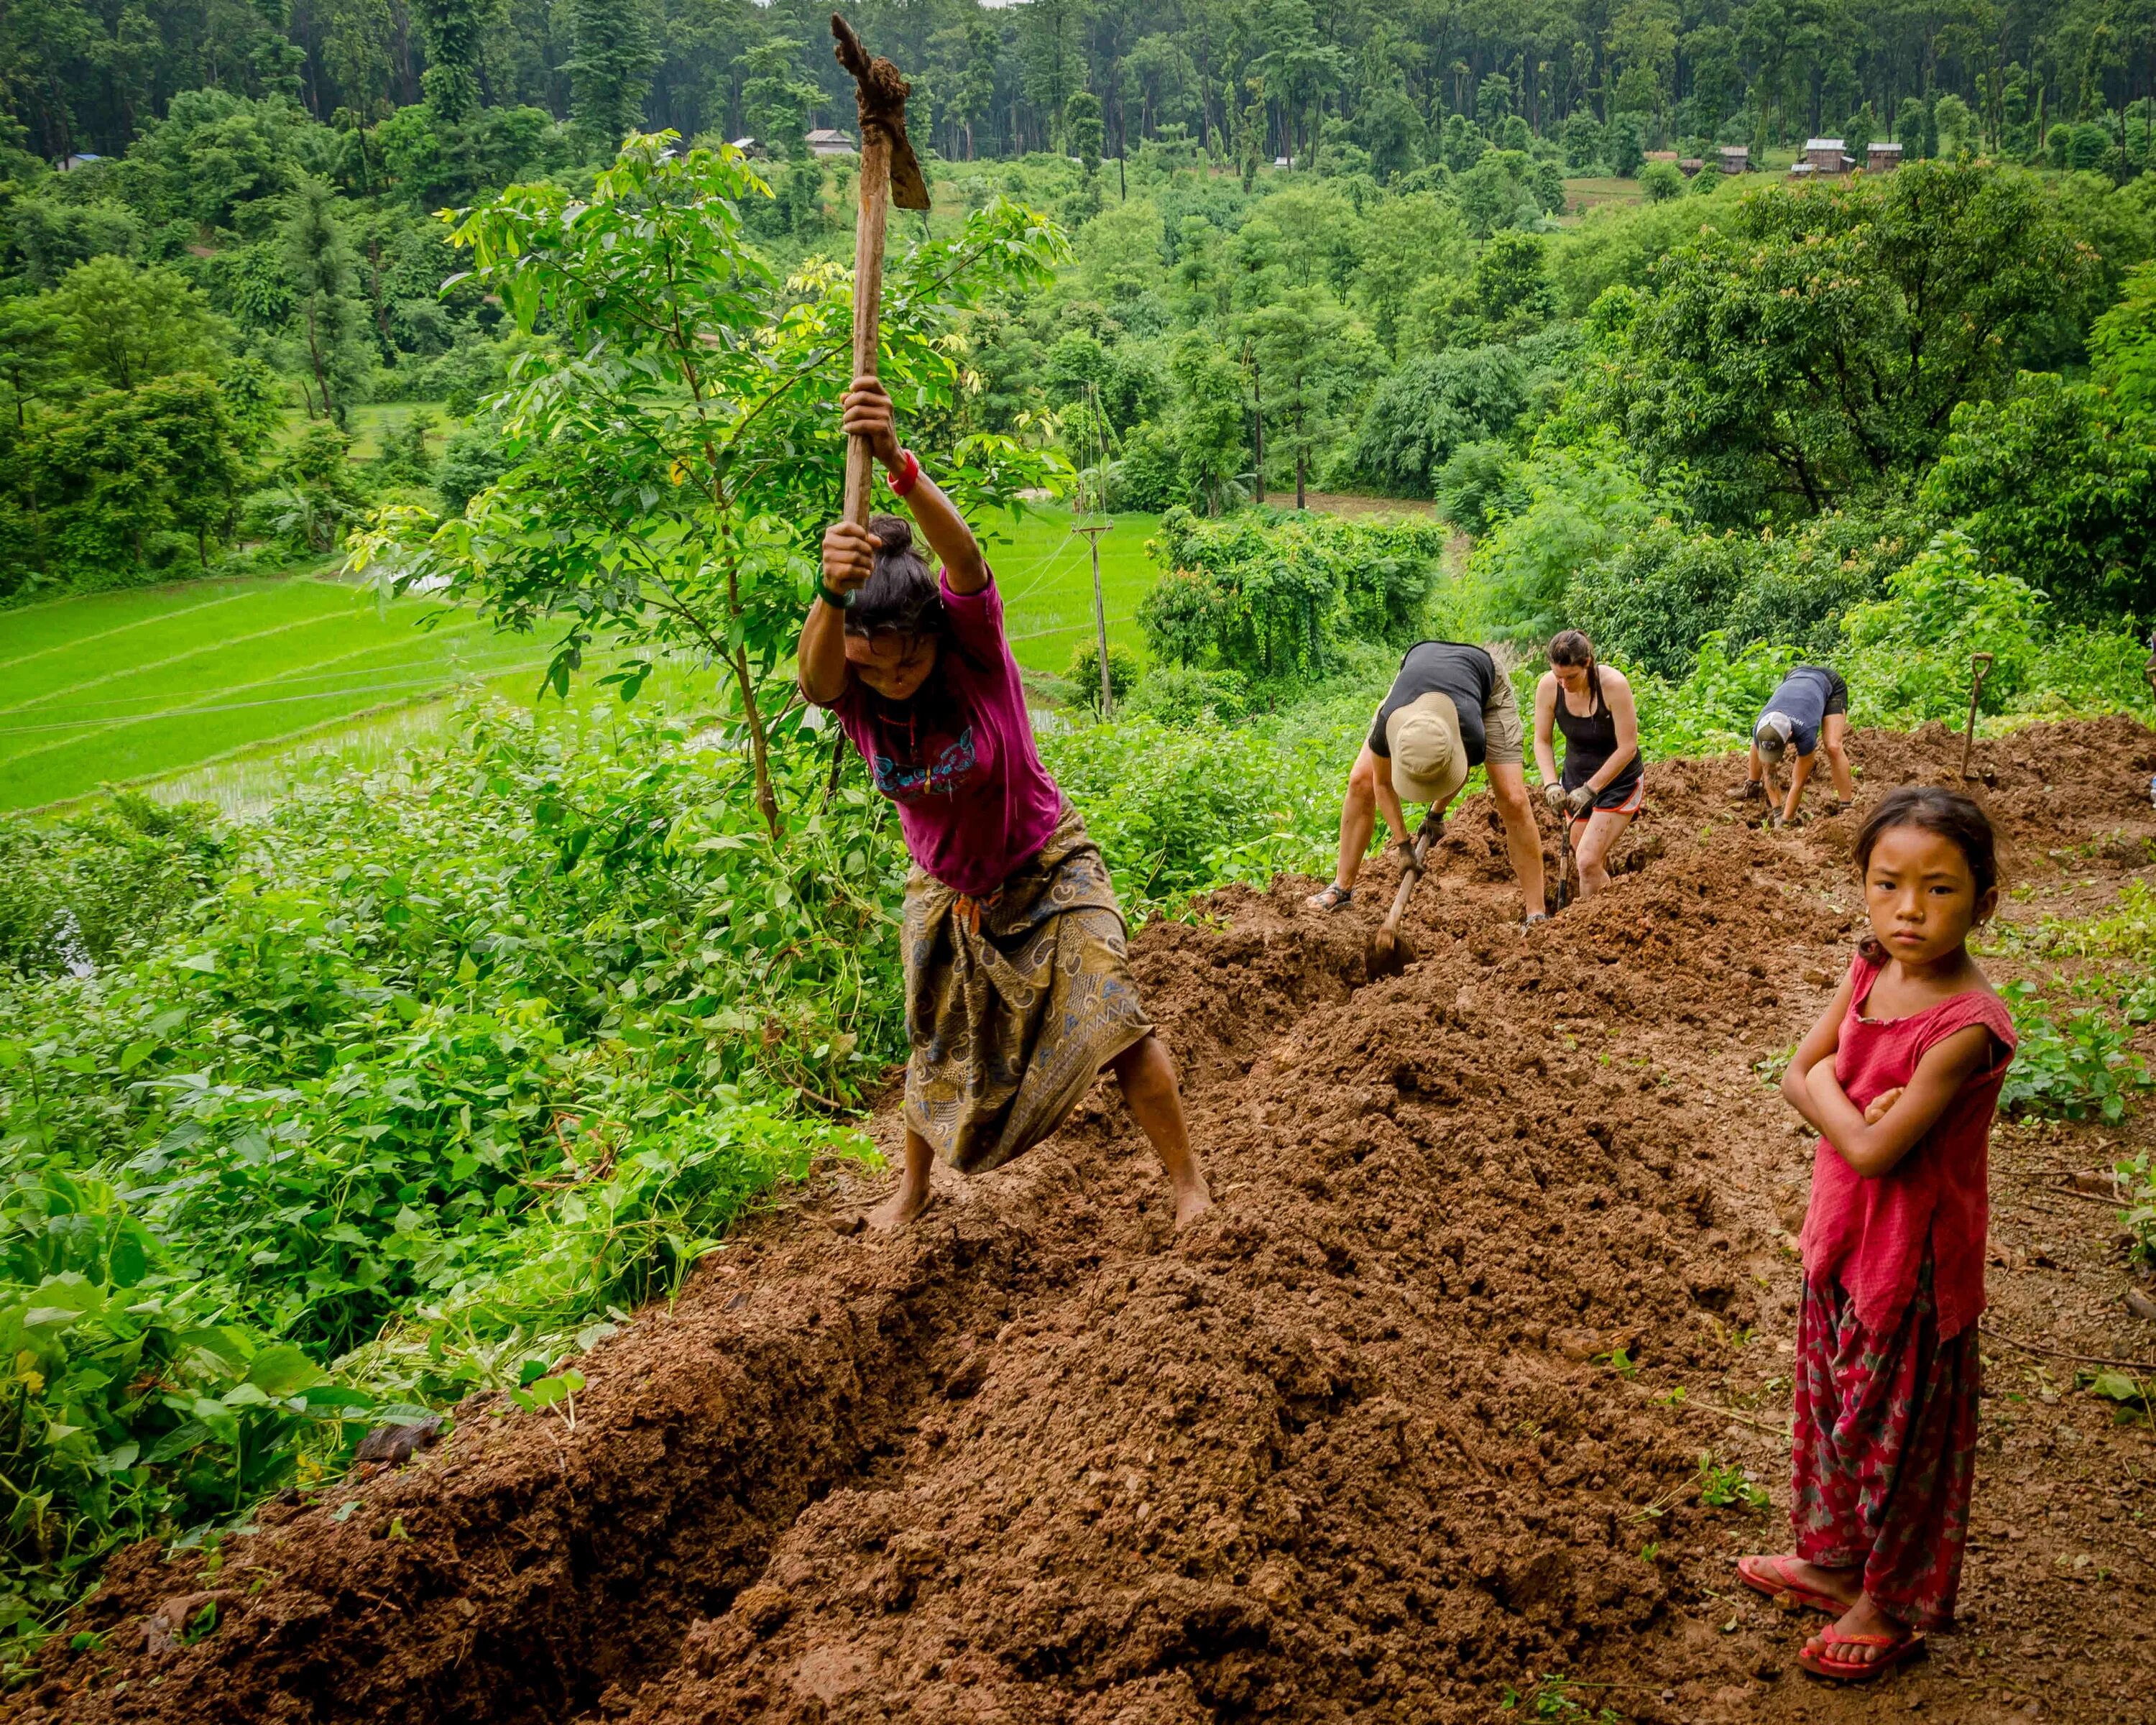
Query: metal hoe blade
831 14 931 210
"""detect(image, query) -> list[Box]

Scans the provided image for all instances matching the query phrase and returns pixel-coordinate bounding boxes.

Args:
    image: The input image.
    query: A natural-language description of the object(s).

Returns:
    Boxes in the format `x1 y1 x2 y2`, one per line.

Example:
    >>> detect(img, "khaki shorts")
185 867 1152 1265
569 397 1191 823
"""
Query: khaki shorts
1483 684 1525 766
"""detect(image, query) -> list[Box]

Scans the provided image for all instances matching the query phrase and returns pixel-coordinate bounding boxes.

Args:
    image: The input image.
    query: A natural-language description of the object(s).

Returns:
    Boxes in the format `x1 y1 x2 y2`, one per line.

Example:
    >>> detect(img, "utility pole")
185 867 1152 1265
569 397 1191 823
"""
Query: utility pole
1072 519 1114 715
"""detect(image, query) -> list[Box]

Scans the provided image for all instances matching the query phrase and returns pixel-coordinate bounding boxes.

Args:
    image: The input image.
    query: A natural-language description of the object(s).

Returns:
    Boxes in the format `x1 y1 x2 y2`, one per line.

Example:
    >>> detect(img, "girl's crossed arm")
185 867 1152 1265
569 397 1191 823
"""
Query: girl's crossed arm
1802 1024 1996 1179
1781 975 1852 1134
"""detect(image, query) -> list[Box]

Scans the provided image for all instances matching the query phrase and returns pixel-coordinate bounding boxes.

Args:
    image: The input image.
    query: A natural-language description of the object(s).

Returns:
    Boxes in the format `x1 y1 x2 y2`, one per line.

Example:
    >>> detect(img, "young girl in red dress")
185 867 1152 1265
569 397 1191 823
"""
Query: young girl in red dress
1740 786 2017 1683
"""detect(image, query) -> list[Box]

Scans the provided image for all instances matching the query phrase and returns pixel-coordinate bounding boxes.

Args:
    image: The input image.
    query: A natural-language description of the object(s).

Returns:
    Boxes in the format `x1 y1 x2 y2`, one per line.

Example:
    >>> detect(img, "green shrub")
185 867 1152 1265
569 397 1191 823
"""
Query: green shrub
1998 983 2155 1123
1066 638 1142 712
1138 507 1445 680
1639 160 1686 203
1125 665 1253 727
1567 518 1749 678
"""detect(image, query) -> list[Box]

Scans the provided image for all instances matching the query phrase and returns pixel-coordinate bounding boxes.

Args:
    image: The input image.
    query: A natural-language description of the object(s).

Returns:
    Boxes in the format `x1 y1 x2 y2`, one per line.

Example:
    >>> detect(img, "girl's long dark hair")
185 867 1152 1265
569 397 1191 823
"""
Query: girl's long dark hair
842 513 985 735
1547 629 1599 708
1853 786 2001 962
847 514 943 638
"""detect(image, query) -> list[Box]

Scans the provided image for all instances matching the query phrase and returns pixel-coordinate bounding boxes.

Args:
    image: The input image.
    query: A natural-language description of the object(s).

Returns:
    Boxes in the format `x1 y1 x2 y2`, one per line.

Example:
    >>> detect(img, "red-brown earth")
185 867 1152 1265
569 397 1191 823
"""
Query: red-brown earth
11 717 2156 1725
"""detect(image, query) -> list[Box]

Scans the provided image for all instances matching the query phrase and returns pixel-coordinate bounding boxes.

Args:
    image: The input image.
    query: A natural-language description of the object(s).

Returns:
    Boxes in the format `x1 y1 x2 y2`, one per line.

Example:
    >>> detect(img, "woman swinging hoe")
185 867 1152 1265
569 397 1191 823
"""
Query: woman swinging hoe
800 379 1212 1233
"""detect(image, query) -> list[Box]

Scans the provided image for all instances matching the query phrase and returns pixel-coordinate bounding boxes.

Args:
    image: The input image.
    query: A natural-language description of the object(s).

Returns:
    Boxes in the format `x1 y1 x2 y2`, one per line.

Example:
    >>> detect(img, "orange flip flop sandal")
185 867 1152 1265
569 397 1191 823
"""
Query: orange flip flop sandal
1798 1626 1927 1683
1735 1555 1846 1617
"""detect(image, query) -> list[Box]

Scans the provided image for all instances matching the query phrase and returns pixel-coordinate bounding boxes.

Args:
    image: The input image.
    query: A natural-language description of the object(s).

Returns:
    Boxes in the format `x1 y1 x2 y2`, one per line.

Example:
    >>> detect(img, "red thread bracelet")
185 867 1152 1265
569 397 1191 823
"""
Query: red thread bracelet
888 447 921 497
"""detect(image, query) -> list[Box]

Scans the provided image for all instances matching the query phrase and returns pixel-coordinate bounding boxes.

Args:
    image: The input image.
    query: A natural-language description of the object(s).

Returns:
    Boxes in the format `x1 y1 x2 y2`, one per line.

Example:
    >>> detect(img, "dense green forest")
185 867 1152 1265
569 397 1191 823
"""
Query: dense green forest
6 0 2156 1673
12 0 2156 168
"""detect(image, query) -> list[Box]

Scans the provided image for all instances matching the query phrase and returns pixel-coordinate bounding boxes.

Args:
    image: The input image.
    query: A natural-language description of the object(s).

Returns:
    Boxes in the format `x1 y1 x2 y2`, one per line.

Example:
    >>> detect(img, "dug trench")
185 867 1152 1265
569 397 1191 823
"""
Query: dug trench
16 717 2156 1725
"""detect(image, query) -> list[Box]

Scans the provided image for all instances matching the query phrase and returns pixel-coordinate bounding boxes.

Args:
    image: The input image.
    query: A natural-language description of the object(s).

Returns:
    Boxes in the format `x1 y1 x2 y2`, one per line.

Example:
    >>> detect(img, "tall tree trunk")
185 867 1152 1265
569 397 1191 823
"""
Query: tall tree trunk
1250 351 1266 504
304 297 331 420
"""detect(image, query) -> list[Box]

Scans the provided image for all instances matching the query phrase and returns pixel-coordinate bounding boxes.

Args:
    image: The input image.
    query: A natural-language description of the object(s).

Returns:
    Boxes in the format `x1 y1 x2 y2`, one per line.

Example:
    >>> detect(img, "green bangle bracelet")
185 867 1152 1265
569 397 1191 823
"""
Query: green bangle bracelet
818 584 854 610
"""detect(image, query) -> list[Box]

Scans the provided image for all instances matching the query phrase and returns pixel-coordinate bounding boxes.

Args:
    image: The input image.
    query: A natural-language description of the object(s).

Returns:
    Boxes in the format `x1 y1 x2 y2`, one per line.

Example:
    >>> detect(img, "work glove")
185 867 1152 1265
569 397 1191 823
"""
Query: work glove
1542 781 1567 812
1565 785 1595 817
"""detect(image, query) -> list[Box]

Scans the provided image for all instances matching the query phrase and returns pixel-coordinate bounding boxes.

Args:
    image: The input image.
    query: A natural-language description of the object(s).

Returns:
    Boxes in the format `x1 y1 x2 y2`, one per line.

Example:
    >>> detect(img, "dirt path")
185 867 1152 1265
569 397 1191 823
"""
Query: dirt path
14 719 2156 1725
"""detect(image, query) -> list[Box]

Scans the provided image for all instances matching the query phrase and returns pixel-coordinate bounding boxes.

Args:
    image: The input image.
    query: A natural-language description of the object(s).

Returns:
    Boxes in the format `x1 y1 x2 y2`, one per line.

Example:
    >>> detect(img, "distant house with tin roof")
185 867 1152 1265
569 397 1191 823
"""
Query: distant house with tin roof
1867 140 1904 172
1799 137 1852 174
805 127 856 157
1718 144 1751 173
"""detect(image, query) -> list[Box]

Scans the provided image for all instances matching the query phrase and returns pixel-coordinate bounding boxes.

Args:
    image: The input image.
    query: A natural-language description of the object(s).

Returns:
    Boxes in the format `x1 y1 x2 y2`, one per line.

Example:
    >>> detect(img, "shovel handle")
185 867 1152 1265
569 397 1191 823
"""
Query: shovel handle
843 130 893 528
1379 810 1445 937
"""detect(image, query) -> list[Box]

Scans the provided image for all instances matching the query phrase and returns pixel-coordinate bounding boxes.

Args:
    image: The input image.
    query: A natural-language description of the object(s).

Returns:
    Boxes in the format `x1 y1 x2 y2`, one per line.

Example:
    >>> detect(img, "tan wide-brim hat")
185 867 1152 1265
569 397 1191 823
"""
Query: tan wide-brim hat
1385 690 1469 806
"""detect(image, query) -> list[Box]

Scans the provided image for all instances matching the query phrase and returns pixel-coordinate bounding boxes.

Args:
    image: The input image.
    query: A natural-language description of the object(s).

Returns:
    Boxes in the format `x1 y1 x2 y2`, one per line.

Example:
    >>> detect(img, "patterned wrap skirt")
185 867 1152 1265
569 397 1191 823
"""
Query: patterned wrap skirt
1790 1254 1981 1631
901 803 1153 1175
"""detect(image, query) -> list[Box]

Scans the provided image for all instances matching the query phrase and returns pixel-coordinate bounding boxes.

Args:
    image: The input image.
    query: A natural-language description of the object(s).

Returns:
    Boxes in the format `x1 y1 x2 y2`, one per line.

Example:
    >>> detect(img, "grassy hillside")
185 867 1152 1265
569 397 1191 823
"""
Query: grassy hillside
0 576 551 810
979 507 1158 674
0 509 1169 809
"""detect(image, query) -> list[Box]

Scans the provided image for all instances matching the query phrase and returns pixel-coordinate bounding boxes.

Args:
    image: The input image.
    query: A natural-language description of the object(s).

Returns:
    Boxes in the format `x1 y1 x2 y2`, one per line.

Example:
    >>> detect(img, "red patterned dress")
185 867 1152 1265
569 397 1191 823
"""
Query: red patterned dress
1792 949 2017 1629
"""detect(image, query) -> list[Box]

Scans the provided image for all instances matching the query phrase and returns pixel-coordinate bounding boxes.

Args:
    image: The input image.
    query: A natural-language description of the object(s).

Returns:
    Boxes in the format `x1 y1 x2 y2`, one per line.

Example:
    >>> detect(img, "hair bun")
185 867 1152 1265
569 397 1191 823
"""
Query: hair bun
867 513 913 553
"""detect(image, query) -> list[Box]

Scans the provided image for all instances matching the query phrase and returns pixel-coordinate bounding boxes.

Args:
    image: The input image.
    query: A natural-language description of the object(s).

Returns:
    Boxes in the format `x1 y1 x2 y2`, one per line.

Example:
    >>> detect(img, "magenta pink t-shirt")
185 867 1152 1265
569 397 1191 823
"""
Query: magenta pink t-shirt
831 571 1063 896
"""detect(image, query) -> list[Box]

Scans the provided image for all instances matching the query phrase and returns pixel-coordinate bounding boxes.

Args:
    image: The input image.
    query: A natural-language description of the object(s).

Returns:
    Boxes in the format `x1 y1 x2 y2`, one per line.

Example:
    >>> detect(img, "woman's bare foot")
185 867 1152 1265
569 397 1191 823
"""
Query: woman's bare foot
1173 1173 1213 1228
866 1174 930 1232
1805 1593 1915 1670
867 1128 936 1233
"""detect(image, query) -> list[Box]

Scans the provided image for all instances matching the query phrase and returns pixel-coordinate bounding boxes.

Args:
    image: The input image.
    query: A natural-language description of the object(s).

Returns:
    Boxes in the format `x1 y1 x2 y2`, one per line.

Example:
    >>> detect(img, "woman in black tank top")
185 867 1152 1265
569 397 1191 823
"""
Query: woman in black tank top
1532 630 1643 901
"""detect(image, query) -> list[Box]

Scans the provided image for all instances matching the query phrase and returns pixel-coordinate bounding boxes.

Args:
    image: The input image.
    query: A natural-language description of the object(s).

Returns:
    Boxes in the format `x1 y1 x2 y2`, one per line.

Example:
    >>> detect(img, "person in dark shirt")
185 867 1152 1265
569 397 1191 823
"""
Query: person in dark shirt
1732 664 1854 824
1304 640 1548 925
1533 630 1644 901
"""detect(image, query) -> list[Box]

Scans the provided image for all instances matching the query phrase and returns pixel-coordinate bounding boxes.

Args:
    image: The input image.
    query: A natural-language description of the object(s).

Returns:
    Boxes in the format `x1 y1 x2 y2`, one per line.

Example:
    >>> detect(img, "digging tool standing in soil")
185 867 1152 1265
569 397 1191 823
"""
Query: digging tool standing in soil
1532 631 1641 902
1304 640 1547 929
1731 663 1854 824
1743 787 2016 1685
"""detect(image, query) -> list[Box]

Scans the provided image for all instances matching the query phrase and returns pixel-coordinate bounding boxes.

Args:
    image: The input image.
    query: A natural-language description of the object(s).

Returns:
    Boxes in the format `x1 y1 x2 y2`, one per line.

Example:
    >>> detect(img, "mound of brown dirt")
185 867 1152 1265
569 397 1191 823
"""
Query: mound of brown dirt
16 717 2156 1725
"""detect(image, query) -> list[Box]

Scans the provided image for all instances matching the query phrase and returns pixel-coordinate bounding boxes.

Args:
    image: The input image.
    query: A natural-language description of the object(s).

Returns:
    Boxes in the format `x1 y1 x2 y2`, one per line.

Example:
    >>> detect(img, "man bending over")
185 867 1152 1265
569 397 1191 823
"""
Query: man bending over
1305 640 1547 926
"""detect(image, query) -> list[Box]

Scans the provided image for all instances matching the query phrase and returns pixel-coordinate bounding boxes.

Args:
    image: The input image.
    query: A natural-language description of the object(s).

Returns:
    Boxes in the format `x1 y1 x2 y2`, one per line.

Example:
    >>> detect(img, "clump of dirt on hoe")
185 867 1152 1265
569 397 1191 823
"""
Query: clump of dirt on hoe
16 717 2156 1725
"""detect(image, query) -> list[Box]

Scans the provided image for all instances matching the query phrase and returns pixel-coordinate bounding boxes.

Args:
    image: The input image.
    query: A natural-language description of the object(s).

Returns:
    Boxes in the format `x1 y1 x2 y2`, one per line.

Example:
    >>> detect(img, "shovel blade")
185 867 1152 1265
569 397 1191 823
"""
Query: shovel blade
1364 925 1412 982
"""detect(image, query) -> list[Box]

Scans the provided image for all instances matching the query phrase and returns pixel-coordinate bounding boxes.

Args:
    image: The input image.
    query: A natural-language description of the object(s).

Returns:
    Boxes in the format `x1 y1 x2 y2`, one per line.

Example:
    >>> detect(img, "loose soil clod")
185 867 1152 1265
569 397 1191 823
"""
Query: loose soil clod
15 717 2156 1725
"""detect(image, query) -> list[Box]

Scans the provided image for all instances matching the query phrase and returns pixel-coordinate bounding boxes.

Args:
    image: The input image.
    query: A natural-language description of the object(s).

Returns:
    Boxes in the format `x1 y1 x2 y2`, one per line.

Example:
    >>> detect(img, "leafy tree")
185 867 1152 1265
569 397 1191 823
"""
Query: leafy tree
46 258 229 392
354 137 1066 840
410 0 494 120
1609 114 1646 176
0 298 67 426
1066 88 1105 172
1471 231 1557 334
1562 111 1604 167
1138 506 1443 678
4 372 249 584
1347 343 1529 496
1587 160 2099 519
1166 329 1248 514
566 0 659 155
1439 111 1488 172
280 176 370 423
436 422 511 515
256 419 369 552
1920 374 2156 621
735 37 819 162
1245 288 1369 507
1355 191 1470 354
